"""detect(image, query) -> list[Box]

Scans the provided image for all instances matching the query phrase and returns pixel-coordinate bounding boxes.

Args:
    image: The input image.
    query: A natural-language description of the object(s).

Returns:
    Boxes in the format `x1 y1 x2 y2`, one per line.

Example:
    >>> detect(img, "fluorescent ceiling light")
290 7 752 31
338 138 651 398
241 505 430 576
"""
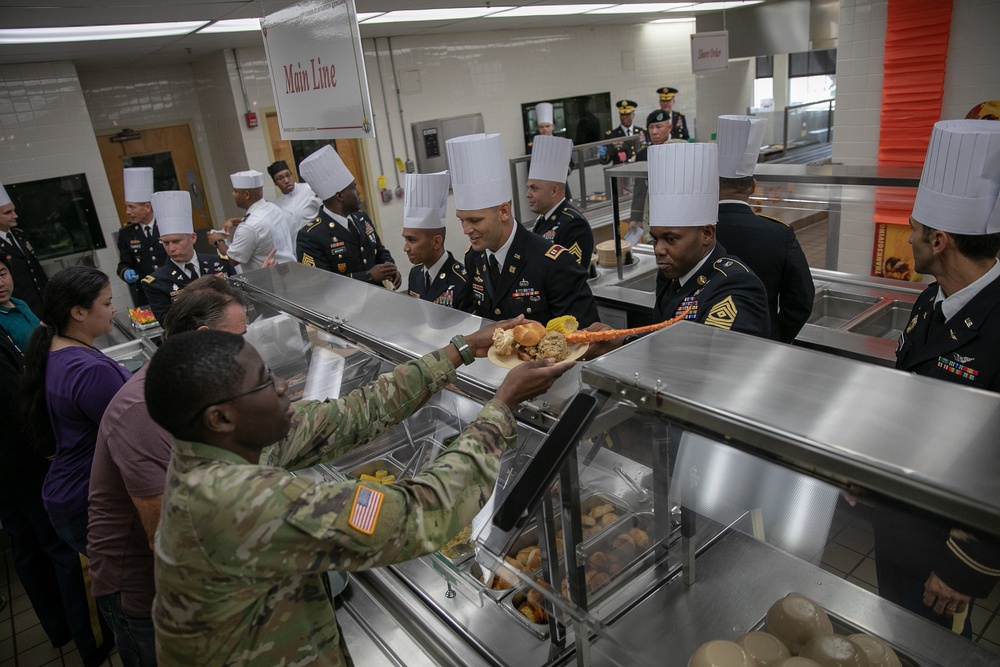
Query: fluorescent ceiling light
0 21 208 44
489 4 613 17
665 0 763 10
357 12 386 22
649 17 697 22
198 19 261 34
587 3 695 13
362 7 513 23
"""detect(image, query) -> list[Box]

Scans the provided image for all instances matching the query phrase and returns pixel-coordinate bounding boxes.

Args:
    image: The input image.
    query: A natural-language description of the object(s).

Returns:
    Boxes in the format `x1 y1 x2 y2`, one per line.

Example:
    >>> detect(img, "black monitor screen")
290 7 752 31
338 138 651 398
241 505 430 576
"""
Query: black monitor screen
5 173 107 260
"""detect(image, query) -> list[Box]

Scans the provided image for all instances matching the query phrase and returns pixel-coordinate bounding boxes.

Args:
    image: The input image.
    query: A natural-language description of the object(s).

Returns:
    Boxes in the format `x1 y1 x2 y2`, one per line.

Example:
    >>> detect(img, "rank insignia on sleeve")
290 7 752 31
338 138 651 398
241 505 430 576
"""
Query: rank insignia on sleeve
141 275 155 285
348 485 384 535
544 246 567 260
705 296 738 330
301 254 316 267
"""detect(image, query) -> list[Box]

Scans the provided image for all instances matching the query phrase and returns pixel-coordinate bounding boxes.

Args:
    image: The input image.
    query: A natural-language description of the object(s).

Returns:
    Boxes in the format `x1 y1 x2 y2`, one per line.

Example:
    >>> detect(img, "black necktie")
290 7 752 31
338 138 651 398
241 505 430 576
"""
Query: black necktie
424 270 431 292
5 232 18 252
932 300 946 322
143 225 151 241
184 262 198 281
347 217 361 243
489 255 501 284
665 279 681 297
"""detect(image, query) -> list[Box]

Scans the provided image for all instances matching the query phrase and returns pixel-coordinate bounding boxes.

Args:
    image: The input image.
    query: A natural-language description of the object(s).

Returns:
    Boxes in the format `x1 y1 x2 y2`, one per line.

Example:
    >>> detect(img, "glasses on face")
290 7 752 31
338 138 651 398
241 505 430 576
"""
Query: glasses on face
187 365 275 426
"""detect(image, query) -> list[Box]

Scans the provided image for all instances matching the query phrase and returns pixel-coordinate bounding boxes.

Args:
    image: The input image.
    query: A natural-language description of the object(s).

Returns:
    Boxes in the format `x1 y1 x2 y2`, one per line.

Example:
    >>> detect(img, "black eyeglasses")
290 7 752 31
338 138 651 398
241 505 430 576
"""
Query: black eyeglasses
187 365 275 425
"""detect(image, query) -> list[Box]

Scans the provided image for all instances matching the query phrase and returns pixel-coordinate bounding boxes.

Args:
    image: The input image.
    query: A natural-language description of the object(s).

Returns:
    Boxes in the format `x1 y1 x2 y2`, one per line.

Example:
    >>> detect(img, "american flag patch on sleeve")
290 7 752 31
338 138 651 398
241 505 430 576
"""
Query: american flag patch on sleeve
348 486 384 535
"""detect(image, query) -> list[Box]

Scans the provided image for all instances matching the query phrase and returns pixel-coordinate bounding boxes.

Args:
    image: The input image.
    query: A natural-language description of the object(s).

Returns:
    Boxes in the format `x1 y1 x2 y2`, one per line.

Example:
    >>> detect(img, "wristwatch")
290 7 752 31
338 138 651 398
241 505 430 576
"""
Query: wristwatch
450 335 475 365
213 238 226 248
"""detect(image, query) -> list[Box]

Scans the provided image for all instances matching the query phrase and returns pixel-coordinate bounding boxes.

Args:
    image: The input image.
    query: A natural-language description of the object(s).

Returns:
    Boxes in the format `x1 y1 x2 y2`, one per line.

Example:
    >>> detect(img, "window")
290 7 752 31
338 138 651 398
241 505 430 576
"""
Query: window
753 55 774 110
788 49 836 106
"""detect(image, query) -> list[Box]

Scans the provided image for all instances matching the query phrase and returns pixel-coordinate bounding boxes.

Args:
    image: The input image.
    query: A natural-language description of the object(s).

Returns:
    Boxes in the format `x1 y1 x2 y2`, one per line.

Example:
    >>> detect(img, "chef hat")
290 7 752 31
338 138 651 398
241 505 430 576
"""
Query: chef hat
912 120 1000 235
717 115 768 178
299 145 355 200
535 102 554 126
150 191 193 236
648 143 719 227
403 171 450 230
267 160 289 178
446 133 511 210
123 167 154 203
528 135 573 183
0 181 10 207
229 170 265 189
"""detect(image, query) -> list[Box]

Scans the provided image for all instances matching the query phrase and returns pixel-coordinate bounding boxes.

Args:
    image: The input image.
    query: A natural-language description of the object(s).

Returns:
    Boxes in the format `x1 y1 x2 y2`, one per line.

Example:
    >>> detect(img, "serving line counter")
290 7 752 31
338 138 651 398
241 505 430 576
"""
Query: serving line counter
219 263 998 667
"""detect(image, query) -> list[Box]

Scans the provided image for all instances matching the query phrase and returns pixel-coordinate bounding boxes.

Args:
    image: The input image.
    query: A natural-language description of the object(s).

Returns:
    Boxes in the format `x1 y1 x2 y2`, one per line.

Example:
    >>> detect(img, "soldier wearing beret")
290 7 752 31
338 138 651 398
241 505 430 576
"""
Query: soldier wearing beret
627 107 679 245
401 171 471 310
656 86 690 141
527 135 594 268
142 191 235 323
147 319 572 666
0 182 47 319
296 145 401 289
116 167 166 307
447 133 600 327
600 99 648 165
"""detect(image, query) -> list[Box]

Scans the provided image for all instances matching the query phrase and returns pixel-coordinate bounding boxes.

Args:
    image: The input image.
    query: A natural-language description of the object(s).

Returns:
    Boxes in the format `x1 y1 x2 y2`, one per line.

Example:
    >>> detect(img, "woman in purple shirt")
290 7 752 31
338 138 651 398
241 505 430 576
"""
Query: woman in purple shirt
21 267 131 556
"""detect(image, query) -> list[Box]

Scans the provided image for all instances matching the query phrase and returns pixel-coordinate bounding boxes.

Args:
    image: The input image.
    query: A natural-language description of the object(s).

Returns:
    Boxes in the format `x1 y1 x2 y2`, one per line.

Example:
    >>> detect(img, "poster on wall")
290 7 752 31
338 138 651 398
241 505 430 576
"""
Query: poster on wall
872 222 922 283
262 0 374 140
690 31 729 73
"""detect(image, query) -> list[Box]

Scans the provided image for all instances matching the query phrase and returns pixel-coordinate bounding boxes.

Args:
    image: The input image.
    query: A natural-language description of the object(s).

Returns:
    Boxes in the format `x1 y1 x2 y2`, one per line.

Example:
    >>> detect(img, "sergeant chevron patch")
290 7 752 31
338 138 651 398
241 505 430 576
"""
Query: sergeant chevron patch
705 296 738 330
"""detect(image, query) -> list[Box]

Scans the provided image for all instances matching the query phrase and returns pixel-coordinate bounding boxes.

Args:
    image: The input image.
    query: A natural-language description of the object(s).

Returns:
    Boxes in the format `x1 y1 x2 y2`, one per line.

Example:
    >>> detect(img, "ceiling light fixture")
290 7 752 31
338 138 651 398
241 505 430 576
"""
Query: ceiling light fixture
198 19 262 34
489 4 614 17
665 0 763 10
362 7 514 23
356 13 386 22
649 17 698 22
587 3 696 13
0 21 209 44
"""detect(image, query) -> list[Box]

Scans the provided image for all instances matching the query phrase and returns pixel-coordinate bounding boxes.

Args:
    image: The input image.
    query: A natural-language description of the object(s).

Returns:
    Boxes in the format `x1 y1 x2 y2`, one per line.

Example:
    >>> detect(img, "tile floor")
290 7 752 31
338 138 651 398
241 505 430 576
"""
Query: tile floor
796 218 831 269
0 532 120 667
3 500 1000 663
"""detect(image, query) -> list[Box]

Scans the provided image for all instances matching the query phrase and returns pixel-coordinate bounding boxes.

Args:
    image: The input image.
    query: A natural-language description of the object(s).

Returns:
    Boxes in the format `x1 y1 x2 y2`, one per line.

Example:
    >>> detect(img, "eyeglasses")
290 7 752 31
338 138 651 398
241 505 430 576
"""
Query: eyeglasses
187 365 275 425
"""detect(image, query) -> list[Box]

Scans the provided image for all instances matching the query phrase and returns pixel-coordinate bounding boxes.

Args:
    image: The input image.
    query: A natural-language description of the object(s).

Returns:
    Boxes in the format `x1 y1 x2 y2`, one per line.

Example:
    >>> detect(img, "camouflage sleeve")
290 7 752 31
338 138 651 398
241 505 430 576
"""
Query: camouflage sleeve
192 399 516 576
261 350 457 471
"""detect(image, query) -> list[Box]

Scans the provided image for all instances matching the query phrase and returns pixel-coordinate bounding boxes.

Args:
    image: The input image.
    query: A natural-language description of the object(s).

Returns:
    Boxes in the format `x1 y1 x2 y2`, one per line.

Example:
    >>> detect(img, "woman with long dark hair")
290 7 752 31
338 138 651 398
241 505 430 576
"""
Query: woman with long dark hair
21 266 131 556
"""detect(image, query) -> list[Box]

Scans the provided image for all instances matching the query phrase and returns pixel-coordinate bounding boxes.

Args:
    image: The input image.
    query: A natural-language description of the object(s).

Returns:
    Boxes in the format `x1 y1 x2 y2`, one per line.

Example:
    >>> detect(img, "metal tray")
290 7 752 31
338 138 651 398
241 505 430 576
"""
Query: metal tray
751 595 920 667
333 404 461 471
504 589 552 639
573 512 655 602
348 459 402 481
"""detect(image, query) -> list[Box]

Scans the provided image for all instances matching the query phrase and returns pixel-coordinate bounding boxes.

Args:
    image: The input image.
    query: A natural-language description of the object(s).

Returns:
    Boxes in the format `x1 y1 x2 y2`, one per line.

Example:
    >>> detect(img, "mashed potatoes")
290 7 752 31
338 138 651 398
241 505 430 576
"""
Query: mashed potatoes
532 331 570 361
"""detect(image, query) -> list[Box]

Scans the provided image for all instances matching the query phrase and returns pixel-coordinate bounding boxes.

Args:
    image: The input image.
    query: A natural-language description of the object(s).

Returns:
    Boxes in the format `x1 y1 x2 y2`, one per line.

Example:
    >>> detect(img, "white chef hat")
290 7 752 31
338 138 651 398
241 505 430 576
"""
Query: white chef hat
912 120 1000 235
717 115 768 178
123 167 154 203
535 102 554 126
150 191 193 236
648 143 719 227
403 171 450 230
229 170 265 189
528 135 573 183
446 133 512 210
299 145 355 200
0 181 10 207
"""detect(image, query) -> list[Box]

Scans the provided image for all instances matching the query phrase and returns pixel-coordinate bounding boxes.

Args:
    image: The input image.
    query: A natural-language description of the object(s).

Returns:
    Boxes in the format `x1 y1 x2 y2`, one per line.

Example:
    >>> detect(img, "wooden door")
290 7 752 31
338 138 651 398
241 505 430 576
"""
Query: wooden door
265 112 370 206
97 124 214 231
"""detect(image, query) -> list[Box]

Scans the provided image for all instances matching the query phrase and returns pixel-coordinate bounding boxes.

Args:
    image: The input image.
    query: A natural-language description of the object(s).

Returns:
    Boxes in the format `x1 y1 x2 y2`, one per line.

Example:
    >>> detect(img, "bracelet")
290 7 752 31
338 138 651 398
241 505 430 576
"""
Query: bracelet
450 335 475 366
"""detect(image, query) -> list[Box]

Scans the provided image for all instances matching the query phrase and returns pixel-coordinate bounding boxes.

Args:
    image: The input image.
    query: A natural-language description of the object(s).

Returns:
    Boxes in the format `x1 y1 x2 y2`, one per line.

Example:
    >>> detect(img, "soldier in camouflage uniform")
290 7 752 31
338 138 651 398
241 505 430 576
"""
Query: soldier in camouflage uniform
145 322 571 667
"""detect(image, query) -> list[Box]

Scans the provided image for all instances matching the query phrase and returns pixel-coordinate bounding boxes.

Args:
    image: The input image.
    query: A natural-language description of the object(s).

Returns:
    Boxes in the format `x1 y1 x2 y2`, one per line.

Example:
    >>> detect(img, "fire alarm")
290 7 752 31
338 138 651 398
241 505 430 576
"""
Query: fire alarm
245 112 258 129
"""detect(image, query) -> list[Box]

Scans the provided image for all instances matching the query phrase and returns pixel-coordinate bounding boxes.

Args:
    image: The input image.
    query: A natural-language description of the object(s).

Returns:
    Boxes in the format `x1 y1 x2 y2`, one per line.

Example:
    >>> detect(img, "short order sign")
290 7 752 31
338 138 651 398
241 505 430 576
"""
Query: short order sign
263 0 375 140
690 30 729 73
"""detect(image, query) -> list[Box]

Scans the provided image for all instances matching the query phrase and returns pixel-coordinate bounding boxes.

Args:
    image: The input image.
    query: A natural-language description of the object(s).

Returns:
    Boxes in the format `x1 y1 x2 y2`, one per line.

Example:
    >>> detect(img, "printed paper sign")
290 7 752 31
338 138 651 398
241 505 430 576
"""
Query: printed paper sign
262 0 374 139
691 30 729 73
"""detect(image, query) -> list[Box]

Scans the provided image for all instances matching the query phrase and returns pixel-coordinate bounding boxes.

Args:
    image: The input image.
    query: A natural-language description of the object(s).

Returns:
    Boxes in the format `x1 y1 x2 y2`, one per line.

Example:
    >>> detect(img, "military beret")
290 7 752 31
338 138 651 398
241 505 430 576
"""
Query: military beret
616 99 638 114
647 109 670 126
657 86 678 101
267 160 289 178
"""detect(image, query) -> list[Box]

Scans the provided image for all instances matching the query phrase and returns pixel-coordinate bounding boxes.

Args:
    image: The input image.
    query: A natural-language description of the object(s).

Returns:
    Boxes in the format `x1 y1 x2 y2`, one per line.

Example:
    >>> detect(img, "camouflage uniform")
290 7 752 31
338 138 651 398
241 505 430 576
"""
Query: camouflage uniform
153 350 516 667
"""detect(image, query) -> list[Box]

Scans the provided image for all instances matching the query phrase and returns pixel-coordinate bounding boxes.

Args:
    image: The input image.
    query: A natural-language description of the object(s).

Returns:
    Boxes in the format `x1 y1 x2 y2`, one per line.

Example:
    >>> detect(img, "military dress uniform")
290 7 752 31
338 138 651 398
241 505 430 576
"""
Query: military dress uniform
531 198 595 267
601 125 649 165
666 111 690 141
141 254 235 323
715 202 815 343
0 227 47 318
407 251 471 311
652 243 770 336
296 209 395 284
465 223 600 327
116 221 166 307
154 350 516 667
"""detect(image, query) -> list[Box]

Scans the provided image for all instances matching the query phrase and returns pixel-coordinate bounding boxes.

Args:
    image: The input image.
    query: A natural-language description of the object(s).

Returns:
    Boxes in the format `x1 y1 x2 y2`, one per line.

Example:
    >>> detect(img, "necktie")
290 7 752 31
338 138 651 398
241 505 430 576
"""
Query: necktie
665 279 681 297
143 225 151 241
489 255 501 286
4 232 18 251
347 217 362 243
184 262 198 281
932 300 946 323
424 270 431 292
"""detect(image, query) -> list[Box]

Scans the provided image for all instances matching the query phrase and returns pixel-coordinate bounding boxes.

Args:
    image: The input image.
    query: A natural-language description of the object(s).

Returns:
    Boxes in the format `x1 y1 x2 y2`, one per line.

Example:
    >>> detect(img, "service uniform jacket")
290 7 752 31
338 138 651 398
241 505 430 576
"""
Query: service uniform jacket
142 254 235 323
0 227 47 318
407 251 471 311
153 351 516 667
531 199 595 268
601 125 648 164
667 110 690 140
116 221 166 307
653 243 770 337
873 274 1000 601
296 210 395 285
465 223 600 327
715 202 815 343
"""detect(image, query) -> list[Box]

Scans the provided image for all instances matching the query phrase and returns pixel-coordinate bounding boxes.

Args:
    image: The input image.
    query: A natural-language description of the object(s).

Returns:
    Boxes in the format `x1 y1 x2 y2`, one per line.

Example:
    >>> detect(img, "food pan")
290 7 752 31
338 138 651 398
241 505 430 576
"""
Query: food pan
348 459 402 482
503 589 552 639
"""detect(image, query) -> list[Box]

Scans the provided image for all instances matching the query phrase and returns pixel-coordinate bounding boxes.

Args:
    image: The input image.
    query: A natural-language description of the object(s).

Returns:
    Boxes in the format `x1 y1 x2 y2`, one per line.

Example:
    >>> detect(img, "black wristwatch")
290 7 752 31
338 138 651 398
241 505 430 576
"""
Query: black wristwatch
213 238 226 248
450 335 475 365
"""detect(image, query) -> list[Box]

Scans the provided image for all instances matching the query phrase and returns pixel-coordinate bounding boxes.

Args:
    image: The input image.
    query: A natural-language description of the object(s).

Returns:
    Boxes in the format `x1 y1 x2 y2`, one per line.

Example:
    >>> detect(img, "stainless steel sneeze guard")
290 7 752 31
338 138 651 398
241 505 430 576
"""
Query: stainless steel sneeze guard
581 320 1000 538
